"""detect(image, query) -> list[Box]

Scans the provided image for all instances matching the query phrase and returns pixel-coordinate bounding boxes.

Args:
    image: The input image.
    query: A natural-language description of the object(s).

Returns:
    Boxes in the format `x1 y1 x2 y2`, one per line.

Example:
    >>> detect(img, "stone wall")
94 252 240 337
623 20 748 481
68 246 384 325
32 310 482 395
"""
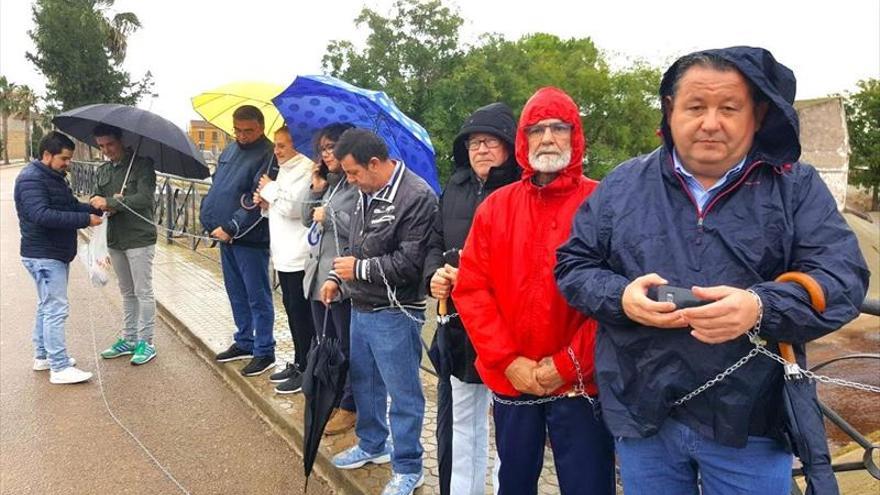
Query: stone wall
795 97 849 211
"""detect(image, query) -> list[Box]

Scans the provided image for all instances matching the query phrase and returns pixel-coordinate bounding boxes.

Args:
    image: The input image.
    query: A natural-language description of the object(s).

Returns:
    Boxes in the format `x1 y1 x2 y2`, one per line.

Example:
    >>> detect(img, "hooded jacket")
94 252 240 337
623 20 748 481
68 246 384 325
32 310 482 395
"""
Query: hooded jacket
555 47 869 447
453 87 600 397
423 102 521 383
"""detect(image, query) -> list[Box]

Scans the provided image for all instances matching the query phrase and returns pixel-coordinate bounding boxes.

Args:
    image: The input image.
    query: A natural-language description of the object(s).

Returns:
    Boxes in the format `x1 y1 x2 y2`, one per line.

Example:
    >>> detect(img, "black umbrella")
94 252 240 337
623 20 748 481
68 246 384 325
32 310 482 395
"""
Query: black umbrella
427 248 461 495
775 272 839 495
302 305 349 492
53 103 210 180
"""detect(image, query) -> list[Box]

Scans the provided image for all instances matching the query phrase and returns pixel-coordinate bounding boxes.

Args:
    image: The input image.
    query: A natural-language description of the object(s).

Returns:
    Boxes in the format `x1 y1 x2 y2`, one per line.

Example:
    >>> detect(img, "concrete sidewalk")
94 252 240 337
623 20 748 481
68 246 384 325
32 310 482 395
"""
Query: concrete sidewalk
144 236 562 494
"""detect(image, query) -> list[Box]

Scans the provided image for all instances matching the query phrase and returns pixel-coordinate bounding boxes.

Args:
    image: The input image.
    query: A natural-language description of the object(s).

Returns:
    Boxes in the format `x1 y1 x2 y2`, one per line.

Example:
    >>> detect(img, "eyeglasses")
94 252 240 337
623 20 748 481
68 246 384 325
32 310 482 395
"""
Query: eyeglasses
320 143 336 154
233 127 259 136
466 136 503 151
525 122 573 139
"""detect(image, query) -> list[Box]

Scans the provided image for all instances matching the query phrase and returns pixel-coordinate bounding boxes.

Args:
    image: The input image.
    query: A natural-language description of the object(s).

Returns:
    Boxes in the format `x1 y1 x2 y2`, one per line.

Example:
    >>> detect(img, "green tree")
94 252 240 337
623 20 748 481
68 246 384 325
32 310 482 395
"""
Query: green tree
0 76 16 164
322 0 662 183
845 79 880 210
323 0 464 123
26 0 152 111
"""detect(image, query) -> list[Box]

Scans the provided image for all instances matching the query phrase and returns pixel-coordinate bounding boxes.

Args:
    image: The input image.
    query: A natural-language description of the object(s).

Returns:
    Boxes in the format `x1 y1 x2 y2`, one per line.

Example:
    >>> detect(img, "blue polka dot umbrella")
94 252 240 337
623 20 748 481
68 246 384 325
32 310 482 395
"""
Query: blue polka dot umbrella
273 75 440 193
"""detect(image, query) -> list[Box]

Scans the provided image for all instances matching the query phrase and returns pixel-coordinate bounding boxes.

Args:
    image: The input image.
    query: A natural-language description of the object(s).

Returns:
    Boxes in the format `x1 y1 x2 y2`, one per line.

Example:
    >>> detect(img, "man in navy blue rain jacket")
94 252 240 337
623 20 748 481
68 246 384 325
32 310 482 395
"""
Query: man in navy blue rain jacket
200 105 277 377
15 131 103 385
555 47 869 495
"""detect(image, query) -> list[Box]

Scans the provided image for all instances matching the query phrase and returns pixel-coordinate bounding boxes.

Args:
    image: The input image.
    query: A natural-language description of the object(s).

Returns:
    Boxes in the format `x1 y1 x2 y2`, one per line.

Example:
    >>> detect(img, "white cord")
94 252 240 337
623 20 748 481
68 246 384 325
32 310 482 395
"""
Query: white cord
86 304 191 495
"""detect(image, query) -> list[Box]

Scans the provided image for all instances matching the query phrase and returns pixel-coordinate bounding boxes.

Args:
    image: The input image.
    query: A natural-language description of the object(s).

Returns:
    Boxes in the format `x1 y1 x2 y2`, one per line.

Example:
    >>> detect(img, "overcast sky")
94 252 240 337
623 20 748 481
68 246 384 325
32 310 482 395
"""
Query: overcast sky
2 0 878 130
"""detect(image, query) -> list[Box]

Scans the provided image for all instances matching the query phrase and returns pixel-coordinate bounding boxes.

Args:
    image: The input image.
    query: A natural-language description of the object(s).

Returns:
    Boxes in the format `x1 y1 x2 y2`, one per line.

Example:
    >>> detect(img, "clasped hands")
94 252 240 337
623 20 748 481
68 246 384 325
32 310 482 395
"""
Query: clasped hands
504 356 566 396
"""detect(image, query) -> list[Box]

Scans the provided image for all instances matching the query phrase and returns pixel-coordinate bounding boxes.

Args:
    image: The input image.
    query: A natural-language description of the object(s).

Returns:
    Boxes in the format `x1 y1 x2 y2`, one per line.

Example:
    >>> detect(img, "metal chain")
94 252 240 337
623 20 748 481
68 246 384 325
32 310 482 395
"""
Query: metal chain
493 347 597 407
674 330 880 407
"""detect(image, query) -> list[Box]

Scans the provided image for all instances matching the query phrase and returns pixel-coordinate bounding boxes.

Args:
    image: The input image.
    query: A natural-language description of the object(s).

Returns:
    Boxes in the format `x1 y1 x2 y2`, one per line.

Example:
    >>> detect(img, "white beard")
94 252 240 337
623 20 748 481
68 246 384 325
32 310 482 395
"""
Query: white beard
529 149 571 173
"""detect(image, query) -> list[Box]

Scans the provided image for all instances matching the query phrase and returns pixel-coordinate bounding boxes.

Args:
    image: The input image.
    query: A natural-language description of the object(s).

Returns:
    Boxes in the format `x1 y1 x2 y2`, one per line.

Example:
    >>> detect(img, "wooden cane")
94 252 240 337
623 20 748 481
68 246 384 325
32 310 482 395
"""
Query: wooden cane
774 272 827 365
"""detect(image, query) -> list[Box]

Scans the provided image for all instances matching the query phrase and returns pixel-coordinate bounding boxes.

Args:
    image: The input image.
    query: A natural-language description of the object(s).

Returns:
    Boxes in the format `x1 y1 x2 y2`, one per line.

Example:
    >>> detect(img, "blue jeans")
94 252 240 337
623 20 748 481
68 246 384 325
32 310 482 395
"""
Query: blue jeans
493 395 615 495
219 244 275 358
616 418 792 494
22 258 73 371
350 308 425 474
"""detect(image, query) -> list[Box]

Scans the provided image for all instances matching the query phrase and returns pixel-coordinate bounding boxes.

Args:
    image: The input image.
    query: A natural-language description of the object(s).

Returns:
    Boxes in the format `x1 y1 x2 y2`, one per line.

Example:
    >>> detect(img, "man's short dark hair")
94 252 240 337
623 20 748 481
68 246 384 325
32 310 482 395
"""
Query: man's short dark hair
233 105 265 126
92 123 123 140
333 128 389 166
667 52 765 106
39 131 76 156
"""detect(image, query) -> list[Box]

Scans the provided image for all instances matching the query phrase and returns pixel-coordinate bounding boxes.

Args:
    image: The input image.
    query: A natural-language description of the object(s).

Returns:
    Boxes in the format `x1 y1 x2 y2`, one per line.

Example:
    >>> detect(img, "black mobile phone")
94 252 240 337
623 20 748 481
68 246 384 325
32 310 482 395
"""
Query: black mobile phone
656 285 711 309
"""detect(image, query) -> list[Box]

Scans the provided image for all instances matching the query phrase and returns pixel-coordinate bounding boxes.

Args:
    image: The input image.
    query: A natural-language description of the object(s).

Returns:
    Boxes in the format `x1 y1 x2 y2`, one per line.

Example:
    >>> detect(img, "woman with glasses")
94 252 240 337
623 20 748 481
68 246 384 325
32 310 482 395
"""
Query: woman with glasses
300 122 359 435
425 103 520 495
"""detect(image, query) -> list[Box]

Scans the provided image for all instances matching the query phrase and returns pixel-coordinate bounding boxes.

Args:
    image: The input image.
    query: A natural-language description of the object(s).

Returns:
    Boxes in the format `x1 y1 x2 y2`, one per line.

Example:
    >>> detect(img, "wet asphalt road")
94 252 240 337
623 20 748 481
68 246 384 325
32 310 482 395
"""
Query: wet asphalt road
0 165 331 495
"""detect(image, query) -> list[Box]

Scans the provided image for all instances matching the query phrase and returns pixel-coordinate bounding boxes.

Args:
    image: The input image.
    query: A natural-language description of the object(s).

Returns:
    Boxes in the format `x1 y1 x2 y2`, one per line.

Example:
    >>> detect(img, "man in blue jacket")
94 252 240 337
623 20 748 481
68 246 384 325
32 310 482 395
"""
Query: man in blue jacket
15 131 103 385
556 47 869 494
200 105 277 377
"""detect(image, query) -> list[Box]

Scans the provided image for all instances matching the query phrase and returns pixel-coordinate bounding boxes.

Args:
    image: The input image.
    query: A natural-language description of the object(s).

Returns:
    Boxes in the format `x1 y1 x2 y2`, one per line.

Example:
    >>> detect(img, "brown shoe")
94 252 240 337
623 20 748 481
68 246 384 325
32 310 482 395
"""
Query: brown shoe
324 408 356 436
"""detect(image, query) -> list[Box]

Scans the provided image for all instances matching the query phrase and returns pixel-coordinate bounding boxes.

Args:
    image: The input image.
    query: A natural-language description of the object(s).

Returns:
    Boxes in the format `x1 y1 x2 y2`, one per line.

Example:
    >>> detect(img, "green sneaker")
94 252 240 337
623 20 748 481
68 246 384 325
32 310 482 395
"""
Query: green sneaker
100 338 136 359
130 341 156 366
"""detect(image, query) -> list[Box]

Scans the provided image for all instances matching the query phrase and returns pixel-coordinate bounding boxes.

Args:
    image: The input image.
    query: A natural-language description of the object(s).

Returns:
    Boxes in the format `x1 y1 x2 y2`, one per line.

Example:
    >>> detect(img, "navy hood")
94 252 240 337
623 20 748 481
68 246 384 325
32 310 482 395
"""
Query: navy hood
659 46 801 166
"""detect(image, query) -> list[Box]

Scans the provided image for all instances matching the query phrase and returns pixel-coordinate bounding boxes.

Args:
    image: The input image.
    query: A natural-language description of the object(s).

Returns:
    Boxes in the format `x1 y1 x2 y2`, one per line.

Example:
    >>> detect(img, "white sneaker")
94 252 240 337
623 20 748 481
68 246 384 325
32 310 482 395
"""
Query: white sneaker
49 366 92 384
33 357 76 371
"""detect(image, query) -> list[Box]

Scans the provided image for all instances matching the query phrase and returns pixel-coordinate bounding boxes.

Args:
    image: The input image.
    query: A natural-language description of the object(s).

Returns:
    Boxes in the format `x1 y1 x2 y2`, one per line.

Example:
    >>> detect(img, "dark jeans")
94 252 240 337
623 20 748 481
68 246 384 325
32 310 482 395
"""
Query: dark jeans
278 270 315 371
493 395 615 495
219 243 275 358
310 299 354 411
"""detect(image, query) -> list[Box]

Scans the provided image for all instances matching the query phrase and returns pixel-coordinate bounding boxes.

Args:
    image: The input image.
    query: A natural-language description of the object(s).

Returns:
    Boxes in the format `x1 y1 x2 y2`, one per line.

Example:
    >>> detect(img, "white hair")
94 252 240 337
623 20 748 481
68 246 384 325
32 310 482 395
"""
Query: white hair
529 148 571 173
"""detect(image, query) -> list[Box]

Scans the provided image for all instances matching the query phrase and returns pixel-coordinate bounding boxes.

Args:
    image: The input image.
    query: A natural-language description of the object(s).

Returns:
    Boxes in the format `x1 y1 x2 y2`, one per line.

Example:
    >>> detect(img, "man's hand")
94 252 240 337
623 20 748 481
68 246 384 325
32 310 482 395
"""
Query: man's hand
332 256 357 281
90 196 108 211
211 226 232 243
622 273 687 328
504 357 545 396
320 280 340 306
89 214 103 226
313 206 326 223
112 193 124 201
258 174 273 190
680 286 760 344
535 357 566 392
430 265 458 299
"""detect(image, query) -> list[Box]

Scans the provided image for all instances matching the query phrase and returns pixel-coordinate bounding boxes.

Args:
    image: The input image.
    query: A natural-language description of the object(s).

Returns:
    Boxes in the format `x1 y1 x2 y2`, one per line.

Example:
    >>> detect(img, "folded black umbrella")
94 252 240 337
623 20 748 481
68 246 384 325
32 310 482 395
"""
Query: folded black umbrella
775 272 839 495
53 103 210 180
428 248 461 495
302 305 349 492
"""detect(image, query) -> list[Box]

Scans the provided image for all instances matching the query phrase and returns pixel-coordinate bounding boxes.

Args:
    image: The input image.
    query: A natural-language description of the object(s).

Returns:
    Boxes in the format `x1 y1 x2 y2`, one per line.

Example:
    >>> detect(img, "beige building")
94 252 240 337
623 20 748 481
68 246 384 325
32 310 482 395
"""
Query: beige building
187 120 230 158
1 116 29 162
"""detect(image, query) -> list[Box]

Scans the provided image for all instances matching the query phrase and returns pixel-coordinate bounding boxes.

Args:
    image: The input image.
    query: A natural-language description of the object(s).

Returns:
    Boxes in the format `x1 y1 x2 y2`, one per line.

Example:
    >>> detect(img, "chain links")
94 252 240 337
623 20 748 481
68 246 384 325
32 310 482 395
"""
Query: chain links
493 347 597 407
674 330 880 407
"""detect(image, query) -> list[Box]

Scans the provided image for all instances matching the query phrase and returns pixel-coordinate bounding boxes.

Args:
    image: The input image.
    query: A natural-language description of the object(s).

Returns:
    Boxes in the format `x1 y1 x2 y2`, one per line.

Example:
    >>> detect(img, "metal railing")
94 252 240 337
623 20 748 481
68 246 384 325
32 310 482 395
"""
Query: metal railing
70 160 216 252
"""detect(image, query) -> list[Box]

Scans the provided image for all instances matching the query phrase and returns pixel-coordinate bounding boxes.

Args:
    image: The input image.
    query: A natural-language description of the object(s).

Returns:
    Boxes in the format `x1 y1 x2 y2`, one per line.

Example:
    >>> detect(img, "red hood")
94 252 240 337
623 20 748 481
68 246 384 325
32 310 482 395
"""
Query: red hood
515 87 586 182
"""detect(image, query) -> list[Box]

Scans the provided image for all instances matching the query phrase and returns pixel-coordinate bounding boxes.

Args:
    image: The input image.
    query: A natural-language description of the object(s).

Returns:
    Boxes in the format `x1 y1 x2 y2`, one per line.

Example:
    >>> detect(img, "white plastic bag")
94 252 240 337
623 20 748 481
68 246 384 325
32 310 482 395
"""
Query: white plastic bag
80 214 111 287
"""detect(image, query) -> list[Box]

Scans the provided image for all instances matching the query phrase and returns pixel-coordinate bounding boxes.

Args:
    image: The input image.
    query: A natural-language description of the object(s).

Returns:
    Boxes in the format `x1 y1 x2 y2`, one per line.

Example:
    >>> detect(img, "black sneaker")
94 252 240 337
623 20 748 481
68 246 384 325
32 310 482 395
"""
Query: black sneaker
216 343 253 362
274 372 304 394
241 356 276 377
269 362 299 383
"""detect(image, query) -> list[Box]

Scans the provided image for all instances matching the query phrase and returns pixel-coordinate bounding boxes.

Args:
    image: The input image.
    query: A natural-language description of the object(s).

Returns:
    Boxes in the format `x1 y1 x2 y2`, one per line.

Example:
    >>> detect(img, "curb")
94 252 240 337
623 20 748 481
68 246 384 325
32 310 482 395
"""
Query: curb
154 295 368 495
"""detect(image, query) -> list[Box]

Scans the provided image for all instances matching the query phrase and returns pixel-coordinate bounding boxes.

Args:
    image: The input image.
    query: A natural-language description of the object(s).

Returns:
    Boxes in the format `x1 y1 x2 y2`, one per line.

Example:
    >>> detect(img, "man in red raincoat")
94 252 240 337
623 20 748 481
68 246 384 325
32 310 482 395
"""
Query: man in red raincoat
453 87 615 495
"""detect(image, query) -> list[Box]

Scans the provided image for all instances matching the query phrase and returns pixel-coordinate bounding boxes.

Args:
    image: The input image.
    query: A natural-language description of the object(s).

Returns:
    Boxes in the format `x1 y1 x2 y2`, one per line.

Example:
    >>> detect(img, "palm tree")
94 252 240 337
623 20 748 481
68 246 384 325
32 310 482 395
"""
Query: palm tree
94 0 142 64
0 76 18 164
12 86 39 160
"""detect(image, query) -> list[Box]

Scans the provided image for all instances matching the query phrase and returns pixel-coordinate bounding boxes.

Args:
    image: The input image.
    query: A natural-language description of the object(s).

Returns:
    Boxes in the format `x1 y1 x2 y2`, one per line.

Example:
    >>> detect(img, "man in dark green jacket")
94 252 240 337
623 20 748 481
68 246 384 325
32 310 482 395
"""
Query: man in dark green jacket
89 123 158 366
